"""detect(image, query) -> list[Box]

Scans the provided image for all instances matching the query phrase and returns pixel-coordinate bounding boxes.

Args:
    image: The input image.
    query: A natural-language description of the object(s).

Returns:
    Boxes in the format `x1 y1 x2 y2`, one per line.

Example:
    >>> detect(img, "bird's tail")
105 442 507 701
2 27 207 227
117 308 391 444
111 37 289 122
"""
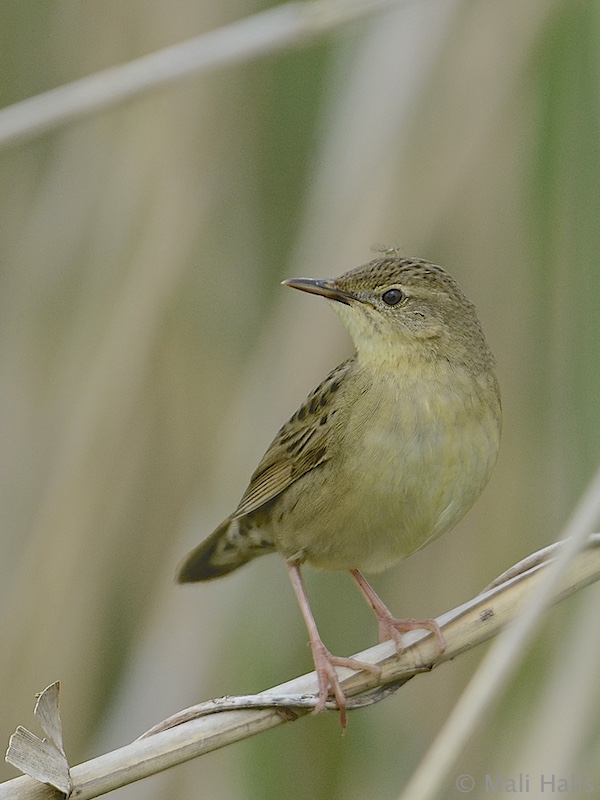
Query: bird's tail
177 515 275 582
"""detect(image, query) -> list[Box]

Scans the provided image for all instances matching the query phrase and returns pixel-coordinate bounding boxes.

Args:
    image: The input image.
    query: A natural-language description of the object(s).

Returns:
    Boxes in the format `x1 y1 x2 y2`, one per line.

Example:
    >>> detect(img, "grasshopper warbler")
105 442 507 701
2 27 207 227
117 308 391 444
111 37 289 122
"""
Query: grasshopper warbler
178 255 501 726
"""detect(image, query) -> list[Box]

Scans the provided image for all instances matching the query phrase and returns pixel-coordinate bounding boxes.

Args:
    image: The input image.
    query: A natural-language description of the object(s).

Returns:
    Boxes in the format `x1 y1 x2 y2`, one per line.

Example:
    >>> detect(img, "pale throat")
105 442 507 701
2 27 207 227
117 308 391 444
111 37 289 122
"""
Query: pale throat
331 301 444 373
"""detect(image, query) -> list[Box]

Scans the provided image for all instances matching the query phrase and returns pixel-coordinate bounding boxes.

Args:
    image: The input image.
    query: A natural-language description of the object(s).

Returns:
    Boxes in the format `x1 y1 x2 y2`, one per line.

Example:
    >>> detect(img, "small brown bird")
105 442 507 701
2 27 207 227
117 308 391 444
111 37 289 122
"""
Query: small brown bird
178 255 501 726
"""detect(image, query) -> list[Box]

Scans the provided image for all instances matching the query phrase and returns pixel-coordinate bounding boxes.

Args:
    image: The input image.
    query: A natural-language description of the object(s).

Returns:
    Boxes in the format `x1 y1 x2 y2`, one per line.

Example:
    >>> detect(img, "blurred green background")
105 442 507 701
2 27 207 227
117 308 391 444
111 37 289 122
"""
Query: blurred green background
1 0 600 797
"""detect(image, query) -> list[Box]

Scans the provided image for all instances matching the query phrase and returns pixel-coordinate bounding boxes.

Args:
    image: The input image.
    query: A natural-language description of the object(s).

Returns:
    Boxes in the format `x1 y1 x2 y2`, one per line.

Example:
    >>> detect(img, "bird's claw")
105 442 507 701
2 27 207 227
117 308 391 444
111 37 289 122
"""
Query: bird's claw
311 641 381 728
378 615 446 655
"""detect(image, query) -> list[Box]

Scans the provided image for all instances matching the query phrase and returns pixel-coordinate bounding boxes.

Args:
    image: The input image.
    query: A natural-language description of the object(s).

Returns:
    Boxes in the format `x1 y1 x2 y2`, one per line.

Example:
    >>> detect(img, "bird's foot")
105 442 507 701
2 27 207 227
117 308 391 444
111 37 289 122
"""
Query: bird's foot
311 639 381 728
377 614 446 655
349 570 446 656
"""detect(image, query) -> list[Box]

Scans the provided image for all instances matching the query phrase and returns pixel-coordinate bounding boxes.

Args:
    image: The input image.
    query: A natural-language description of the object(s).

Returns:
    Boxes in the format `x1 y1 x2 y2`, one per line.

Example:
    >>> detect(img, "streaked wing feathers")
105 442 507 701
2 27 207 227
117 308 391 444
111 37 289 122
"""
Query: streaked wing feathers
234 461 294 517
233 358 353 518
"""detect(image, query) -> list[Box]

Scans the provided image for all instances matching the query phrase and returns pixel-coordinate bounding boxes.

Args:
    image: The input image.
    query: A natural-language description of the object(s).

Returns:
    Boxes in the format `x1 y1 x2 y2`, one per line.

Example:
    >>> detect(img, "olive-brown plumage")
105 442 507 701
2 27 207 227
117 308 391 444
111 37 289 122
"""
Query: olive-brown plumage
178 255 501 725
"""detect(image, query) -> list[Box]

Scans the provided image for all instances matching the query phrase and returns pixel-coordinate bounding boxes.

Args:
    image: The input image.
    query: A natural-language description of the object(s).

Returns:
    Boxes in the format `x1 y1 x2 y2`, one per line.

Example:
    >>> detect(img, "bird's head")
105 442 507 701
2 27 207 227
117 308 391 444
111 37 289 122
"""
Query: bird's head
283 255 493 372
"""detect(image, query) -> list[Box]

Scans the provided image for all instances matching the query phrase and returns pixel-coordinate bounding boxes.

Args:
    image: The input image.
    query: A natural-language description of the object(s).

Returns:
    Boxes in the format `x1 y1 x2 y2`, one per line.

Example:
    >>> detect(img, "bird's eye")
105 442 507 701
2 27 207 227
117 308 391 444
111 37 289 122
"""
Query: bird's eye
381 288 404 306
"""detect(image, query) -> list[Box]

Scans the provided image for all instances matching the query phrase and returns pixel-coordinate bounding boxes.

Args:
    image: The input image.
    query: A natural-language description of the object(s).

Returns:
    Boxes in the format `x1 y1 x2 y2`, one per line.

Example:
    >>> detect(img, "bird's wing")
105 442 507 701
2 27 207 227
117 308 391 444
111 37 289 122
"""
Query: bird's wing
233 358 354 518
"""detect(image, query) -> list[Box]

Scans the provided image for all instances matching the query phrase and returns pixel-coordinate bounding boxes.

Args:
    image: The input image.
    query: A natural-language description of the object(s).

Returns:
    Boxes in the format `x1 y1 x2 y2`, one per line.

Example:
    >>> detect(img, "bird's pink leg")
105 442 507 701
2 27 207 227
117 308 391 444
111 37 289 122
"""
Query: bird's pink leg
286 562 380 728
350 569 446 654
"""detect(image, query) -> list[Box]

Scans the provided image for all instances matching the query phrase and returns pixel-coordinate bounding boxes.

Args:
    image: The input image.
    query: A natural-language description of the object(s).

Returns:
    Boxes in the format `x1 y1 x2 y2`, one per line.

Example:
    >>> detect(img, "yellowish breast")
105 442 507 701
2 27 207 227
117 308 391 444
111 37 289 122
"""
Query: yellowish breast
273 360 501 573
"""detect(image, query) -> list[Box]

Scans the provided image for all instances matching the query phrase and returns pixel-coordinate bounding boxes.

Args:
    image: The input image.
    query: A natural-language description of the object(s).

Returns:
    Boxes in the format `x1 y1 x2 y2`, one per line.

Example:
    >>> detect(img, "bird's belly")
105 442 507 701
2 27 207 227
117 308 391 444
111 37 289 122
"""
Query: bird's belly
274 382 500 573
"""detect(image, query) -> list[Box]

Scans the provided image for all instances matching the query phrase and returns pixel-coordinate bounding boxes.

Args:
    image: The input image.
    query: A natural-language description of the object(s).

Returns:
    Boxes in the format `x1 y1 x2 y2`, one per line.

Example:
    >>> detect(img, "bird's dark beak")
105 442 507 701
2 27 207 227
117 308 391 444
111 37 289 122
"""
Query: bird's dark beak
282 277 354 305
